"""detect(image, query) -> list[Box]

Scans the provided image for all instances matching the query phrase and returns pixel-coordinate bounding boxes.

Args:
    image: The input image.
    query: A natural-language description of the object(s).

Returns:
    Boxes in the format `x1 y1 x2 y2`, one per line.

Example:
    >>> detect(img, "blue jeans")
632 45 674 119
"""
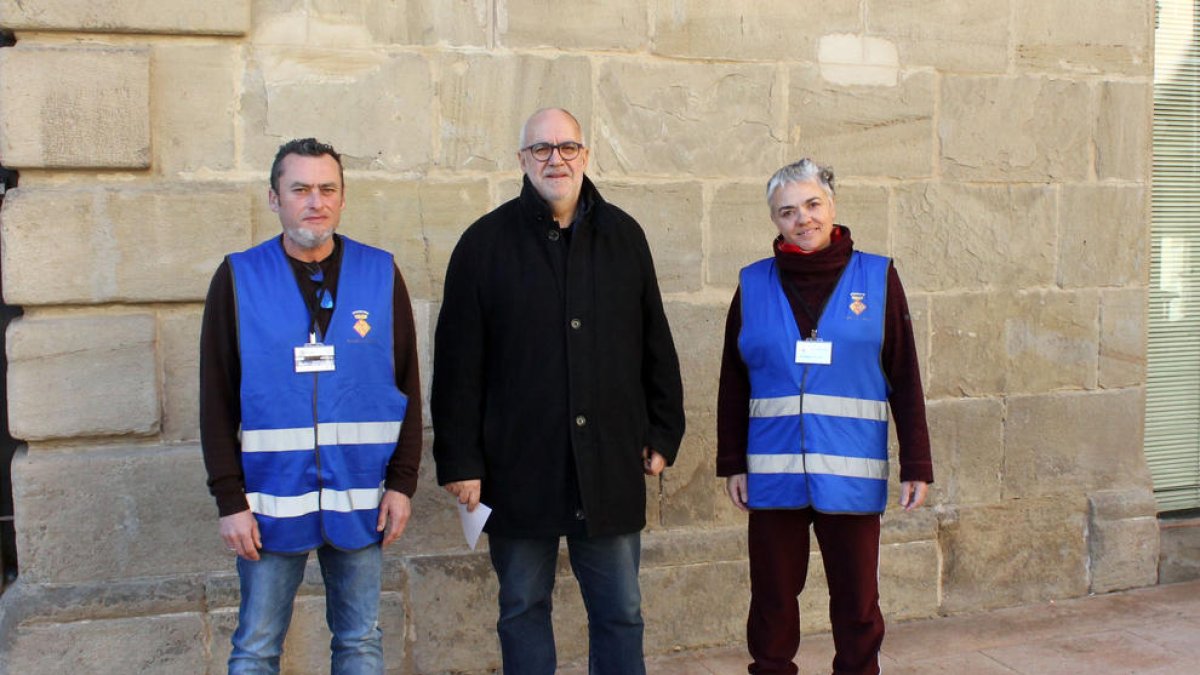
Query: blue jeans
228 544 384 675
488 531 645 675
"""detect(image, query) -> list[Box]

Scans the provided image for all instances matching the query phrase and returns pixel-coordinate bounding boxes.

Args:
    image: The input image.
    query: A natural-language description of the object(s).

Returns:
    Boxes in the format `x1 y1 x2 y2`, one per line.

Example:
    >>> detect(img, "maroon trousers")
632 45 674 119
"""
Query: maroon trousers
747 509 883 675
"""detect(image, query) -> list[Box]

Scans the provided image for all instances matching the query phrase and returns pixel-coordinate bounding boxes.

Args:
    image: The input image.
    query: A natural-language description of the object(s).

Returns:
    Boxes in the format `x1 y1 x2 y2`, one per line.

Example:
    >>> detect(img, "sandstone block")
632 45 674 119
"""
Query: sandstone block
1059 185 1147 288
0 0 249 34
708 182 774 288
817 34 901 87
596 181 704 294
1096 81 1151 181
1088 488 1159 593
152 44 238 175
1007 290 1098 393
651 0 859 61
940 76 1091 182
11 444 227 584
663 301 727 416
893 182 1057 293
1100 288 1147 389
160 307 203 442
925 398 1003 506
7 314 158 440
405 552 503 672
0 45 149 169
833 184 890 255
879 539 940 621
436 52 592 172
659 410 725 529
789 65 934 179
927 292 1010 398
3 612 207 675
276 0 489 47
1 188 97 305
0 576 204 629
1005 390 1149 500
939 497 1089 613
595 60 782 178
1159 517 1200 584
642 559 748 652
1013 0 1152 76
865 0 1008 73
241 50 433 173
337 178 489 301
501 0 648 51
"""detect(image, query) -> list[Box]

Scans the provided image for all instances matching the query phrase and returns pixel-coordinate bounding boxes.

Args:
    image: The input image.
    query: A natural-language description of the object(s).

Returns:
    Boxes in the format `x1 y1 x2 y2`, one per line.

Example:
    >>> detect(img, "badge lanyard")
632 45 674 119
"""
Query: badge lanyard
295 262 336 373
777 266 833 366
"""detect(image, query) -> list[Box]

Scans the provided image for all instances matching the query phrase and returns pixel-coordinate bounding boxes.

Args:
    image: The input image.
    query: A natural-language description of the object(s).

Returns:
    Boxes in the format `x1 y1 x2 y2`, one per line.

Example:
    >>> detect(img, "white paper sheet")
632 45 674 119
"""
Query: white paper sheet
457 501 492 551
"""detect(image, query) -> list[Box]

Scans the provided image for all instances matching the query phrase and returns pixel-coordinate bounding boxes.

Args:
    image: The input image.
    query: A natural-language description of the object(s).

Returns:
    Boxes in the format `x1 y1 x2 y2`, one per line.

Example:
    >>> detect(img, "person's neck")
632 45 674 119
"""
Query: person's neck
549 199 578 229
282 234 335 263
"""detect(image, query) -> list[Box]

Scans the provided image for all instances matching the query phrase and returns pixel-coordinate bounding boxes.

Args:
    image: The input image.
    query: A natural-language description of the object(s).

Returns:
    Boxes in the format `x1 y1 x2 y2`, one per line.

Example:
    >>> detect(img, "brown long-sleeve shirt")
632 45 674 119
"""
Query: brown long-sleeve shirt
716 227 933 484
200 234 423 517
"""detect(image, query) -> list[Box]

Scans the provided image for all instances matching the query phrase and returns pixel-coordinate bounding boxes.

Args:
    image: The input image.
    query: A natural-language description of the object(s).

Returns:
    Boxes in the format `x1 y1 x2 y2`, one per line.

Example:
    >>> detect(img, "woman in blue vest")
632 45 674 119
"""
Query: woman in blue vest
716 158 934 675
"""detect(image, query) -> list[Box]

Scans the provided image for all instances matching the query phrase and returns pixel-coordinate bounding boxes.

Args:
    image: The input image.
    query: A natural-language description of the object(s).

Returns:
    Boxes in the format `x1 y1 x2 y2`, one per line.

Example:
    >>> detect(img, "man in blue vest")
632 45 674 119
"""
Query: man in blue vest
200 138 423 673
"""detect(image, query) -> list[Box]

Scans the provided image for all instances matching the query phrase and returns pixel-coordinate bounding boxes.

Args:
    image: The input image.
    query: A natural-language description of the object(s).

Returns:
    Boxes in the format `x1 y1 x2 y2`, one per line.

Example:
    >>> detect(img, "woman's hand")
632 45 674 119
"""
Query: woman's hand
726 474 749 512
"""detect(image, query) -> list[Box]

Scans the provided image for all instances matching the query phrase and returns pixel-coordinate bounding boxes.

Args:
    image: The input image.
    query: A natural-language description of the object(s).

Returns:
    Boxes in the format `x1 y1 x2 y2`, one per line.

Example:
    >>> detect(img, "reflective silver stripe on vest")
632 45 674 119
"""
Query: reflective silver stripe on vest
241 421 404 453
747 453 889 480
748 394 888 422
246 485 385 518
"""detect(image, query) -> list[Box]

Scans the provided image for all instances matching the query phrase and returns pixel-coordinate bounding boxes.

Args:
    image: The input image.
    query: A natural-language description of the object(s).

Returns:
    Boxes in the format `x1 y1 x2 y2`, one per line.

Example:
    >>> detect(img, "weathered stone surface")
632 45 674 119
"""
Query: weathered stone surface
1088 489 1159 593
7 314 159 440
0 0 249 34
1159 517 1200 584
708 182 773 288
336 178 489 301
940 76 1092 182
651 0 859 62
1006 290 1098 393
501 0 648 51
659 410 724 529
927 292 1010 398
865 0 1008 73
0 45 150 169
925 398 1003 506
663 301 726 416
906 292 932 387
1005 390 1149 499
241 49 433 173
152 44 238 175
1099 288 1146 389
595 60 782 178
1 185 252 305
405 552 502 673
437 52 592 172
0 576 204 627
939 497 1089 613
257 0 489 47
892 182 1057 293
4 613 207 674
642 559 748 651
160 307 203 442
834 184 890 254
1097 81 1151 181
817 34 901 88
1013 0 1152 76
789 65 934 179
11 444 225 583
596 181 704 294
1058 185 1147 288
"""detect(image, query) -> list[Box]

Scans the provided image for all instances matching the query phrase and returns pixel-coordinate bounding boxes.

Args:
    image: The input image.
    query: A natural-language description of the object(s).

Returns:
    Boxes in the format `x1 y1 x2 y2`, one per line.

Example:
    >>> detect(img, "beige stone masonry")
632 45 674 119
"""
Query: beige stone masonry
595 59 782 178
817 34 901 87
927 292 1010 398
0 0 249 35
436 52 592 172
1099 288 1146 389
152 44 239 176
866 0 1008 73
501 0 648 51
1088 488 1160 593
159 308 203 443
1013 0 1152 76
1006 289 1099 393
253 0 490 48
1058 184 1147 288
1097 81 1152 181
926 398 1003 506
7 315 159 441
0 45 150 169
4 613 209 675
940 76 1092 182
651 0 860 62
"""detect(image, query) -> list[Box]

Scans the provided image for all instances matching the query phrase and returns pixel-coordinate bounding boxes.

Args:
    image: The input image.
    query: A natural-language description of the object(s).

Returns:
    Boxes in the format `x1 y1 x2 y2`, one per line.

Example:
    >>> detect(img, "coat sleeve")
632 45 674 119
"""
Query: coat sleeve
431 228 489 484
716 287 751 477
882 263 934 484
634 225 686 464
384 264 424 496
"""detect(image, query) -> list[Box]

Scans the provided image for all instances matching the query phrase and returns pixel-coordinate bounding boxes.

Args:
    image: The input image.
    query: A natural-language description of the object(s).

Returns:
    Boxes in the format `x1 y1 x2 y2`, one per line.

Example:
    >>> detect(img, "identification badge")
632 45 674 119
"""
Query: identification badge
295 343 336 373
795 339 832 365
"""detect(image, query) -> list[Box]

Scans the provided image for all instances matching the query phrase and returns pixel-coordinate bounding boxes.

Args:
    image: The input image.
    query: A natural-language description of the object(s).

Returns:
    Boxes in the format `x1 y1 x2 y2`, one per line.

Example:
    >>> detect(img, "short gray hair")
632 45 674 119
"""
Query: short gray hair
766 158 835 203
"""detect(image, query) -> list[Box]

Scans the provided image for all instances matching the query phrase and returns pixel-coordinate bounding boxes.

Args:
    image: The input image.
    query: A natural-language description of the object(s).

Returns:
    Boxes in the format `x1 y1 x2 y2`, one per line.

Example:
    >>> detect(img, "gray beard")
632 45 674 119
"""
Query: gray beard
283 225 332 250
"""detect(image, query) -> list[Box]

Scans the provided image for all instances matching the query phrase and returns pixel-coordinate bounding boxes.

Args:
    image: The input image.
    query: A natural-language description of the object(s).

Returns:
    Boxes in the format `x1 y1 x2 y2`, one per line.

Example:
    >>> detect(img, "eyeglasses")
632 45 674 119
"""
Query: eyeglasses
522 141 585 162
307 266 334 310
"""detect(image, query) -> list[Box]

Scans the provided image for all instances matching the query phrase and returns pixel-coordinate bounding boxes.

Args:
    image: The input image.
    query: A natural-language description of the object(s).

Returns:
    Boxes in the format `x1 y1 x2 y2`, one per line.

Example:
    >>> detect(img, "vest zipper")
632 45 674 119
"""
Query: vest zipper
798 365 809 477
312 372 324 518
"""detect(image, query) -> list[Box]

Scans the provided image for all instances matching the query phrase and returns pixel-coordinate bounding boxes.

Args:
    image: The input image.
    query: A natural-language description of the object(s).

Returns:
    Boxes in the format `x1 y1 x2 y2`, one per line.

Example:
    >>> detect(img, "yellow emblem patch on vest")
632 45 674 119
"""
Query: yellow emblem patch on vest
353 310 371 337
849 292 867 316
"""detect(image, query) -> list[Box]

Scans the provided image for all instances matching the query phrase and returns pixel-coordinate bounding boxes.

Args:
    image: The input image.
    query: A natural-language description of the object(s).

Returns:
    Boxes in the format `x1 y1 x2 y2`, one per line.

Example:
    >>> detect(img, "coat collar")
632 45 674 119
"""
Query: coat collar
518 174 601 230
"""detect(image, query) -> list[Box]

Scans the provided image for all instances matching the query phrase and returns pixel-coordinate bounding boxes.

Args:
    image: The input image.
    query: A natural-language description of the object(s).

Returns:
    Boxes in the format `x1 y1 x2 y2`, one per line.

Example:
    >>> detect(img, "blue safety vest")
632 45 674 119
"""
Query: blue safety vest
738 252 890 513
229 236 408 553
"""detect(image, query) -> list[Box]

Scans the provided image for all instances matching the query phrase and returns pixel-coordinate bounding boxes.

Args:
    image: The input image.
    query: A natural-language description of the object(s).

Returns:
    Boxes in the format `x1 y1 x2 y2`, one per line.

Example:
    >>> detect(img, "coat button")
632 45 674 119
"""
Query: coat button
570 318 582 330
548 229 561 241
575 414 587 427
574 508 586 520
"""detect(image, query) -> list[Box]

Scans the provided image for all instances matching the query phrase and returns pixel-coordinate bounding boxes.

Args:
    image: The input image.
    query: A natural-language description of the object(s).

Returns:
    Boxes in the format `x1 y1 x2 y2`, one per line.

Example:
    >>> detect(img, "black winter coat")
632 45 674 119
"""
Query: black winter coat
432 176 686 537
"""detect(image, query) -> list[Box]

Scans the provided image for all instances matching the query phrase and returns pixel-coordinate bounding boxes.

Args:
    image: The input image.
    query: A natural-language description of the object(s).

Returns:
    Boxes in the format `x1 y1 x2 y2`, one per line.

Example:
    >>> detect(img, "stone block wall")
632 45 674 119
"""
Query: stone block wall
0 1 1157 672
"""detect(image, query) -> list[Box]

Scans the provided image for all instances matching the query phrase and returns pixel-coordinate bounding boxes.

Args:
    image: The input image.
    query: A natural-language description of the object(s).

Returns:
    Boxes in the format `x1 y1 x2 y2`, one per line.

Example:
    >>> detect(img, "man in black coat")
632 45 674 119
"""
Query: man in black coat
431 108 686 675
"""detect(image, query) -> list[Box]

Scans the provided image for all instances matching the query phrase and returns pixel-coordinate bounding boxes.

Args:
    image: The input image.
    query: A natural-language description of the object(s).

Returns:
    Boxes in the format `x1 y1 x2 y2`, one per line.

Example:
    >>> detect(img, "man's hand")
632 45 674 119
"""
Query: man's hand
220 510 262 561
725 474 749 512
444 479 482 512
642 447 666 476
377 489 412 547
899 481 929 511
